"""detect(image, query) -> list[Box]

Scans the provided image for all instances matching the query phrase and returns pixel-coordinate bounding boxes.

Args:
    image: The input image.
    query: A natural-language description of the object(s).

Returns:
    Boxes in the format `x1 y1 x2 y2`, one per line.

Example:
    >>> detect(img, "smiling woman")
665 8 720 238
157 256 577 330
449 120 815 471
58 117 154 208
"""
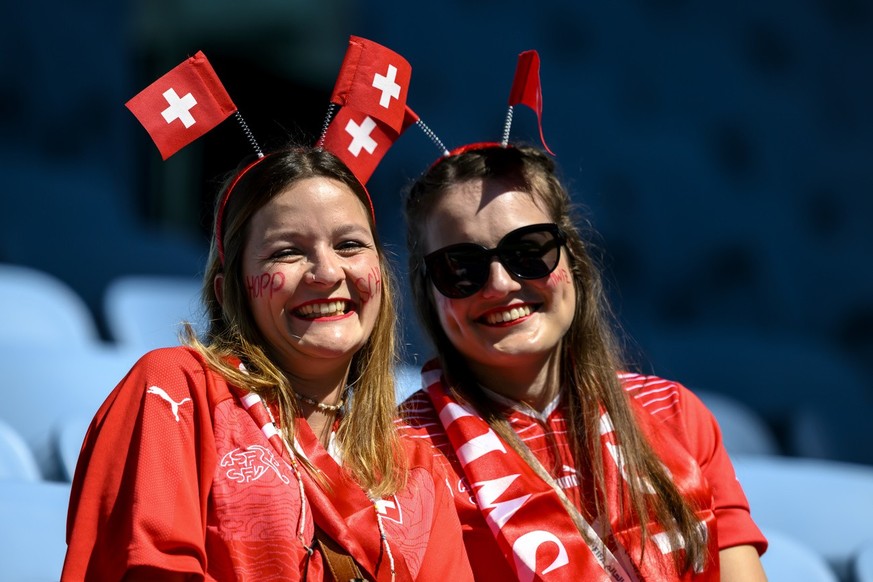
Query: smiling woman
399 143 769 581
61 148 474 581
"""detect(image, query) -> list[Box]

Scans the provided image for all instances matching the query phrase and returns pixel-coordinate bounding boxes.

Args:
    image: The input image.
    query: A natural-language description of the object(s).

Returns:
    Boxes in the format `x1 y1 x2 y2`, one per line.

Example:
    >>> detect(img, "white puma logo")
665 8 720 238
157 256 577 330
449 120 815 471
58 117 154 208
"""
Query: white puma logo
147 385 192 422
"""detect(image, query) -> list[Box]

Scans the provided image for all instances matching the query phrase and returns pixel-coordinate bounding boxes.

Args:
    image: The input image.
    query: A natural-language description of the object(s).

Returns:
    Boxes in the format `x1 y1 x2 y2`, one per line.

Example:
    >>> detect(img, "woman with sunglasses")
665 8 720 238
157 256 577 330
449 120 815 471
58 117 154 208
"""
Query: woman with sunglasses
399 143 767 581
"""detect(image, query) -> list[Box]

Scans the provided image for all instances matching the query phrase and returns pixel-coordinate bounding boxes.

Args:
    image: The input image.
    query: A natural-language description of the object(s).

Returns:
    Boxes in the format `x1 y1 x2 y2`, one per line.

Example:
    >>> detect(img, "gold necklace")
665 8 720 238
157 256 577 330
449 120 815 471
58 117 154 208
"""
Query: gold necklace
293 390 343 412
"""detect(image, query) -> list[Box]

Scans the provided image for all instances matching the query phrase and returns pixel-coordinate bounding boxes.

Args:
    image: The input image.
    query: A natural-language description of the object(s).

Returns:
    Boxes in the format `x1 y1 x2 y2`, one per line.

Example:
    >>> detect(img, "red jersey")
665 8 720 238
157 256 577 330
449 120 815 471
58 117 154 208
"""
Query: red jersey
62 347 473 581
398 365 767 581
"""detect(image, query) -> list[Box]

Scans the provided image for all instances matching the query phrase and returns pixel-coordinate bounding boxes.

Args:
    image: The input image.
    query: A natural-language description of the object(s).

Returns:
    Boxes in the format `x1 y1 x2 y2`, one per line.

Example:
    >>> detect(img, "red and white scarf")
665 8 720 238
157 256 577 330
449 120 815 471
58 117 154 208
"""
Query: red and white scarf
424 367 719 581
237 388 409 581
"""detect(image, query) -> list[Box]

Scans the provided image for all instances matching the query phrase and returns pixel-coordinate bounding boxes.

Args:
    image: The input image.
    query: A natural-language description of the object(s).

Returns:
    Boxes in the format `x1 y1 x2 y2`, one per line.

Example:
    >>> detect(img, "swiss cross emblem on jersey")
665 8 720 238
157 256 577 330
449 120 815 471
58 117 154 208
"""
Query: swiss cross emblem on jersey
125 51 236 160
374 494 403 524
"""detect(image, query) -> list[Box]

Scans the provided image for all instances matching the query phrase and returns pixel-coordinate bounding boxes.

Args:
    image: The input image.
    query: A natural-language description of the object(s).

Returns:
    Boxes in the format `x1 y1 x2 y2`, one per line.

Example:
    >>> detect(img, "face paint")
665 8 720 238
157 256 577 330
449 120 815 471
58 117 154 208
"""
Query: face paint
354 266 382 304
547 268 572 288
246 272 285 299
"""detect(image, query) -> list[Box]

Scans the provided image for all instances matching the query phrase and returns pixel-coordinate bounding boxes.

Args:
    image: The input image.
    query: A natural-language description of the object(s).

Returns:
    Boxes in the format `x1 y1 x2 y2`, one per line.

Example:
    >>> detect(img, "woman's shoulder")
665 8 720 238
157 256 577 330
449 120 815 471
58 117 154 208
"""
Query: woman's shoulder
617 371 698 423
109 346 234 409
132 345 209 371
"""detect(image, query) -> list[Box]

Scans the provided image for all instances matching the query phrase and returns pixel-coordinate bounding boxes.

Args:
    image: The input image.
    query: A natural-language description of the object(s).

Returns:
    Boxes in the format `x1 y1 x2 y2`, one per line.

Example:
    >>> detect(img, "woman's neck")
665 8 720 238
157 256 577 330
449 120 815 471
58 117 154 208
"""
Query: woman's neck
284 364 349 447
467 350 563 412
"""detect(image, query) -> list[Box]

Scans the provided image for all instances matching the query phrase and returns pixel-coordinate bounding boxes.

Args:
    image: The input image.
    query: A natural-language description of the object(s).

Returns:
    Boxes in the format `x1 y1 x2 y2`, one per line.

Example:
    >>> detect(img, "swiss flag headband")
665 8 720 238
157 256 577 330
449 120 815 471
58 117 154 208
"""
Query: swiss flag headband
417 49 553 170
125 38 415 264
318 35 416 184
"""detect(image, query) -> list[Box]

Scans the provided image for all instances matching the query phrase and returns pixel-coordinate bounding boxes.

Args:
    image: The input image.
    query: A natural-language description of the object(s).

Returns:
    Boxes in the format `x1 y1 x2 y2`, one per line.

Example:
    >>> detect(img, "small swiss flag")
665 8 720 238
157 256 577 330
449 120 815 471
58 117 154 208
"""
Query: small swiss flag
330 36 412 134
125 51 236 160
508 50 552 154
321 107 400 184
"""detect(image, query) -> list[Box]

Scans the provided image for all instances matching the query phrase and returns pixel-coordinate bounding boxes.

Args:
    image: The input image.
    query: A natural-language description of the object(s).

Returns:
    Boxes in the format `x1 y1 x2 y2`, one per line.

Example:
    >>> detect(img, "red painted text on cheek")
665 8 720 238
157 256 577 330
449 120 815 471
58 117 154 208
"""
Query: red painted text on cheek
246 272 285 299
354 267 382 304
547 268 572 288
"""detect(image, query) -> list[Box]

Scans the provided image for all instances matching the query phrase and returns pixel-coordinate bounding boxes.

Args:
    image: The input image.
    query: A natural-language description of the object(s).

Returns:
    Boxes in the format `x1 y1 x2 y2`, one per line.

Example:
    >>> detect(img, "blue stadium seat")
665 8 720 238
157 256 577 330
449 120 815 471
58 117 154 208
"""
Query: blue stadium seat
103 274 206 350
733 455 873 581
760 528 838 582
0 419 41 481
853 538 873 582
0 344 142 480
0 480 71 581
694 389 780 456
0 263 100 347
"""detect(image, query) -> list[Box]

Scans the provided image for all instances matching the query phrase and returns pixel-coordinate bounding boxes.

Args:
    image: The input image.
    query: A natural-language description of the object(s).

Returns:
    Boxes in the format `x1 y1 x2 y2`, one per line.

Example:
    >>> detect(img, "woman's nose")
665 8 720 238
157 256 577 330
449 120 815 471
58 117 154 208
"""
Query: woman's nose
479 258 522 298
306 248 343 285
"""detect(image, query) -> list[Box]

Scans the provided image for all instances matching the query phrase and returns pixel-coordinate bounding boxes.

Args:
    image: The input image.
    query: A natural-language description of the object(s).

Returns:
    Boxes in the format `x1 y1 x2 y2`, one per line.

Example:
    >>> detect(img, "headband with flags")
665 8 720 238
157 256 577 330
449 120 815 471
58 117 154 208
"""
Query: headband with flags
125 39 418 264
416 49 554 163
319 35 416 185
125 51 240 160
504 50 553 155
329 35 412 134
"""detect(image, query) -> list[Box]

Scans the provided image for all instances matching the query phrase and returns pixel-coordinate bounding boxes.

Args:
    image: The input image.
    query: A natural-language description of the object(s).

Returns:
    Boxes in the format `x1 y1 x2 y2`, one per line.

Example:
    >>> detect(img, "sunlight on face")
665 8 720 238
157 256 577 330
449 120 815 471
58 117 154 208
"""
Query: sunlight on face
423 178 575 372
242 177 382 374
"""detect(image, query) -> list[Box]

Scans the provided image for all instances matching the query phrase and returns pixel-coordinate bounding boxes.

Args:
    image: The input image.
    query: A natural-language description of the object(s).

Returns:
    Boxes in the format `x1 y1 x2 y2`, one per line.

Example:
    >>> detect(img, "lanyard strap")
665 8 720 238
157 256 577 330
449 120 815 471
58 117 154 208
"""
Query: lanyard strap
493 418 640 582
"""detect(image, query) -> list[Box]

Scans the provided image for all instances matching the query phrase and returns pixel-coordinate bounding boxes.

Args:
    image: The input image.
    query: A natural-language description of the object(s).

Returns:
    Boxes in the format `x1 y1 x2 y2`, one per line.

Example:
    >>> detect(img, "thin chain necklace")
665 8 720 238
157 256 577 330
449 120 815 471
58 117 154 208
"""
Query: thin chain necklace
293 390 343 412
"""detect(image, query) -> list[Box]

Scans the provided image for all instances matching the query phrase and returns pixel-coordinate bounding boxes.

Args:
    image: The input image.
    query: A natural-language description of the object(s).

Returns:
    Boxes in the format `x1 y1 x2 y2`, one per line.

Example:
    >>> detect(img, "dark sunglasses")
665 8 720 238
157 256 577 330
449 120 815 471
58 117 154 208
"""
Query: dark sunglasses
424 223 567 298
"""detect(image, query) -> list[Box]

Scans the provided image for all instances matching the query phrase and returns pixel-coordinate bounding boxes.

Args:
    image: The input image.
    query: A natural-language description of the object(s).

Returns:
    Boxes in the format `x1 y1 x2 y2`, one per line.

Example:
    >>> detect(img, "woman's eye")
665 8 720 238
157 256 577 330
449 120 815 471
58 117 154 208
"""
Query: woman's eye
337 240 369 253
271 247 303 260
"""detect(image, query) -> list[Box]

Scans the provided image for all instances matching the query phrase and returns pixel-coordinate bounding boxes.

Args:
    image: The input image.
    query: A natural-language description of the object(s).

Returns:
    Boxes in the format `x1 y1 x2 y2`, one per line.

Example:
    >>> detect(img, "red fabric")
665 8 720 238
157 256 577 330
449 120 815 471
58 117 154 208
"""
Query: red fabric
125 51 236 160
321 107 400 185
62 347 473 581
402 105 420 131
507 50 553 155
398 363 767 581
330 36 412 134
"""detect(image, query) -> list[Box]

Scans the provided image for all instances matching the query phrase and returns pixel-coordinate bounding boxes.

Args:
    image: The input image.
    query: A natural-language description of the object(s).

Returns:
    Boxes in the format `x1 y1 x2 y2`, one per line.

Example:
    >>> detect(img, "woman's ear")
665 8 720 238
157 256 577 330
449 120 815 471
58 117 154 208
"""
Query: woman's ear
213 274 224 307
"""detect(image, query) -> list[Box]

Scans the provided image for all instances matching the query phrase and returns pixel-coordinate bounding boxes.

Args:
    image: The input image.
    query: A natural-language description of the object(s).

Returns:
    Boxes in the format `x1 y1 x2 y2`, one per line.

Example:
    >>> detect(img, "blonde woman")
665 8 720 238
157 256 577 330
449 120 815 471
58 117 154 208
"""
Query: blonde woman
64 148 473 581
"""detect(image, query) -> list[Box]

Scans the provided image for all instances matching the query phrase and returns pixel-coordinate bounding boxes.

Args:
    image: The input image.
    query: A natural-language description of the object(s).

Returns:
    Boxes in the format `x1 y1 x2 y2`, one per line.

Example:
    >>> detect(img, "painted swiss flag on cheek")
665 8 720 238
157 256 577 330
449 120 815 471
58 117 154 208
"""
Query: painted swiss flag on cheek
329 35 412 134
321 106 399 184
125 51 236 160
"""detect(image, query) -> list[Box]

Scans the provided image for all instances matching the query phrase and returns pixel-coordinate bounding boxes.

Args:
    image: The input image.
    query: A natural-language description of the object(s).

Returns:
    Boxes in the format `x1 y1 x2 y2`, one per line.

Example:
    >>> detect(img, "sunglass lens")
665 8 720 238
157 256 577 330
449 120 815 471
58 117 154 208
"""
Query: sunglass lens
500 227 561 279
429 245 490 298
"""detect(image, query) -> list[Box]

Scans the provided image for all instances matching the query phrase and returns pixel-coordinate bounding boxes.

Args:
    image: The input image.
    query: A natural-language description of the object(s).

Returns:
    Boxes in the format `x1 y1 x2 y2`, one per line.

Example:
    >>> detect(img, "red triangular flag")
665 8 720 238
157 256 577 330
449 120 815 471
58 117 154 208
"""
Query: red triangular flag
330 36 412 134
321 107 400 185
507 50 553 154
125 51 237 160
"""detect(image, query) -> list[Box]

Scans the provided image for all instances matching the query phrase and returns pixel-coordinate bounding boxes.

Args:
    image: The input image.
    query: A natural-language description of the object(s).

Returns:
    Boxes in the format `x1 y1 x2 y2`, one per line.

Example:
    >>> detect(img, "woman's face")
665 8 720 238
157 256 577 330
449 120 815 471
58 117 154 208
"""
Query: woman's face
242 177 382 373
421 178 576 371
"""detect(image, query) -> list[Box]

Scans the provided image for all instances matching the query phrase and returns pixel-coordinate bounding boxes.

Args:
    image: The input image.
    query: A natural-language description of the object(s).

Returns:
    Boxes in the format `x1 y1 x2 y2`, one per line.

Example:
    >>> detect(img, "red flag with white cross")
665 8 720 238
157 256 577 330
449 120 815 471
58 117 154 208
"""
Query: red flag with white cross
330 36 412 134
125 51 237 160
321 106 400 184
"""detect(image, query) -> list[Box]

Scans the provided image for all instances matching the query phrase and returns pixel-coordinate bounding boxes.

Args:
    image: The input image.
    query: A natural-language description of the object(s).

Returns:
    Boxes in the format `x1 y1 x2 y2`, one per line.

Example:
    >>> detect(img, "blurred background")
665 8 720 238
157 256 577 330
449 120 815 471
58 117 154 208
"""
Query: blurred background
2 0 873 455
2 2 873 580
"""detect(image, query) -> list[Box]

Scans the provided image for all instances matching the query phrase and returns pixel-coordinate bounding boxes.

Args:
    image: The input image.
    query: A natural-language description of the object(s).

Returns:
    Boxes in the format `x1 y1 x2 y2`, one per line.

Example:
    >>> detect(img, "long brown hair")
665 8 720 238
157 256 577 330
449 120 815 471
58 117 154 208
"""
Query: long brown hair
188 147 405 497
405 144 706 571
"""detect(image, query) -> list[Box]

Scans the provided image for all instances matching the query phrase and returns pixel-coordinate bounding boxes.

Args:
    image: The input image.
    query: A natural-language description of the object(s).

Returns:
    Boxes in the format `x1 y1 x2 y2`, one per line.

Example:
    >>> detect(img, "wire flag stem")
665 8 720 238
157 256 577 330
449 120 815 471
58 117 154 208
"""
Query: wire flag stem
235 111 264 159
501 105 515 148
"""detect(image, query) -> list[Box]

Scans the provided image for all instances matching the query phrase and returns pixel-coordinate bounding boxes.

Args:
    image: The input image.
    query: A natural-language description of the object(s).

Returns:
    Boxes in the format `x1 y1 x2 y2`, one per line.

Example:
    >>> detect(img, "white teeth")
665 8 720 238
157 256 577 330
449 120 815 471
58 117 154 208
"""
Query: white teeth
297 301 347 318
485 305 531 325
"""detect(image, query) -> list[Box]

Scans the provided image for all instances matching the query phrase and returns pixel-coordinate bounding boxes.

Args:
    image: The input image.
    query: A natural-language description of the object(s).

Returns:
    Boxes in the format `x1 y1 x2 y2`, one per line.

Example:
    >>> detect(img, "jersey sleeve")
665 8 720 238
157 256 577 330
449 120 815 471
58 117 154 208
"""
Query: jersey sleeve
62 347 219 581
675 385 768 555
